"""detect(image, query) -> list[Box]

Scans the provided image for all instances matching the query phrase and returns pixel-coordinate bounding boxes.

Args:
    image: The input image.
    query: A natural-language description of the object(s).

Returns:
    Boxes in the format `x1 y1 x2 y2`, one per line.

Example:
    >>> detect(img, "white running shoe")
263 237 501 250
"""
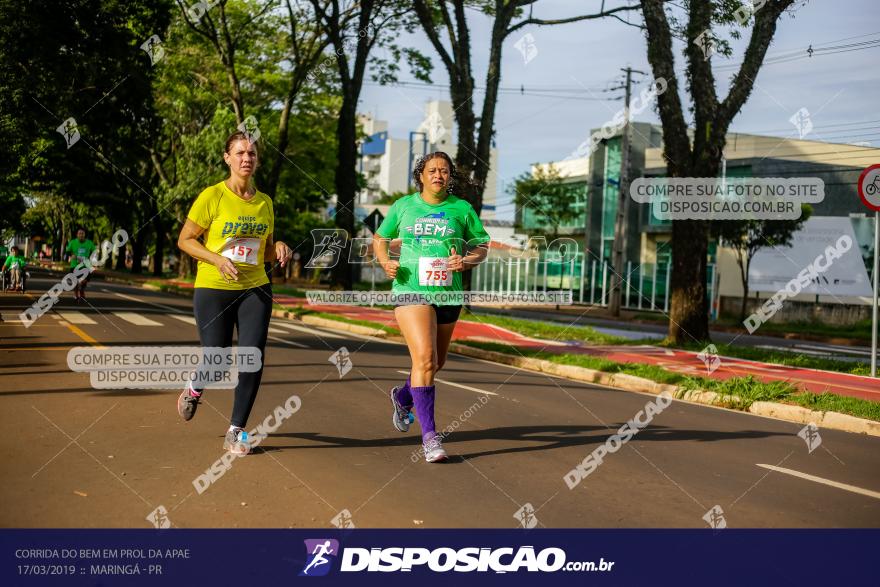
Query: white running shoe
422 435 448 463
223 428 251 456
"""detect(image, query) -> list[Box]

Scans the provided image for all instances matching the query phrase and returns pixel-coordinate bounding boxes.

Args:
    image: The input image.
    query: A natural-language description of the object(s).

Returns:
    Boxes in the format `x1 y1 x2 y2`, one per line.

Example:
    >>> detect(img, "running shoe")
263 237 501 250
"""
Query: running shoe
422 435 448 463
224 428 251 456
177 386 200 421
390 386 414 433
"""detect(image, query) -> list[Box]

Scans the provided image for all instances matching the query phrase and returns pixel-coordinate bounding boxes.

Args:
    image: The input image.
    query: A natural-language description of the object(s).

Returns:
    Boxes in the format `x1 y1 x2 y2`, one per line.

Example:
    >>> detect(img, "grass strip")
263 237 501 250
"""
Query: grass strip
458 341 880 422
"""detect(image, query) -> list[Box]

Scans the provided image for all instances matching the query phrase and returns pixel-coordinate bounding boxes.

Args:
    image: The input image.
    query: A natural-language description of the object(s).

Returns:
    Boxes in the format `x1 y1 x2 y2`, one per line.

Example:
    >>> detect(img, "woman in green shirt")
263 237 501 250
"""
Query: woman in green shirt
373 152 489 463
3 246 27 291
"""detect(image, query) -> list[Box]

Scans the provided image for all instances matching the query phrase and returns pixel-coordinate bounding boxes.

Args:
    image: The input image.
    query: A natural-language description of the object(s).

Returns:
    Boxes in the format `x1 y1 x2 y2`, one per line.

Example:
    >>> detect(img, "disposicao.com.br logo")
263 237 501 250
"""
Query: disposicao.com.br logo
300 539 340 577
300 542 614 575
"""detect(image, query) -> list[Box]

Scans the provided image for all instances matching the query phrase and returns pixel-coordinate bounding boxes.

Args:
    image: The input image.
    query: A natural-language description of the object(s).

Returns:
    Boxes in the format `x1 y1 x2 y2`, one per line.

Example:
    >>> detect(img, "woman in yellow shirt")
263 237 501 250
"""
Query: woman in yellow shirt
176 131 292 455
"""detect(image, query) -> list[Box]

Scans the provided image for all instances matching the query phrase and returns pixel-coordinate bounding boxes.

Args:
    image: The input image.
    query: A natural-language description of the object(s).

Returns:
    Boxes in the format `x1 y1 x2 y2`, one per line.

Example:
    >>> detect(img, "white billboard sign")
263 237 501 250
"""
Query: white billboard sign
748 216 872 297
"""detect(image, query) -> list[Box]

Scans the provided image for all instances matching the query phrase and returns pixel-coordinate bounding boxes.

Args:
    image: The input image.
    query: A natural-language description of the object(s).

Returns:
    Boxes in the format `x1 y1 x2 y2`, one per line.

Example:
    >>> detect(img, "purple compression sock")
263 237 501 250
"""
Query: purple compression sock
396 376 413 408
410 385 436 441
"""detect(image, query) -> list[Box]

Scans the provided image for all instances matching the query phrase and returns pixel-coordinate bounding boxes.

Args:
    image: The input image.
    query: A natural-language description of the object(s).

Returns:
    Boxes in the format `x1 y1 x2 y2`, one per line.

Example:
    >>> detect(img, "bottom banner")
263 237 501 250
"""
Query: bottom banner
1 529 874 586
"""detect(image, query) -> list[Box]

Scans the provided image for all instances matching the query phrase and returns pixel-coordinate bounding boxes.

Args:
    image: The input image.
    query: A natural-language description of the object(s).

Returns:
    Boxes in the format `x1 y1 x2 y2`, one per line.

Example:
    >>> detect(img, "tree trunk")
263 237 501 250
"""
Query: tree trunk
115 243 126 271
331 94 357 289
668 219 710 343
152 215 165 276
470 4 509 214
739 255 750 322
266 89 294 197
131 234 145 275
179 254 195 279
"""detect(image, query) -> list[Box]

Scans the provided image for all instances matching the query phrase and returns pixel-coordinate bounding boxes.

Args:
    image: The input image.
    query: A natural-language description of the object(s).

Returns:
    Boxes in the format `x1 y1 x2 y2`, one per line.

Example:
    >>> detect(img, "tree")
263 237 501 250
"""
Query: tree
174 0 276 126
511 164 580 241
712 206 812 321
309 0 425 289
153 3 339 276
412 0 639 214
264 0 335 197
1 0 171 266
638 0 799 343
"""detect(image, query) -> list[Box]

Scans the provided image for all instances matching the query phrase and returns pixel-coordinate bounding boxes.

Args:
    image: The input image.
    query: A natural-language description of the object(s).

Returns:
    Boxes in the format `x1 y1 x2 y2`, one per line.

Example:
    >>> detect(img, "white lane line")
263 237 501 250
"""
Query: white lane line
271 321 348 340
395 369 498 396
756 464 880 500
267 326 287 334
110 291 183 313
267 335 309 349
57 311 97 325
113 312 163 326
169 315 197 325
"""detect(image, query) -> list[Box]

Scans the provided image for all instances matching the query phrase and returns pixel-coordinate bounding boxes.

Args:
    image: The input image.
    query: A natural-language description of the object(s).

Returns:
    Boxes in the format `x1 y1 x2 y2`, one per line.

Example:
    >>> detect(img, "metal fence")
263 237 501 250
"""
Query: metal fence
472 253 717 313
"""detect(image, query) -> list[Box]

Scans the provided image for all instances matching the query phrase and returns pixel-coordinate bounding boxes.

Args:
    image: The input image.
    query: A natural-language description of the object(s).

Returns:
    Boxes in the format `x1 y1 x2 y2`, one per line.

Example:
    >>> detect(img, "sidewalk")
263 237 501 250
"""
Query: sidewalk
274 295 880 403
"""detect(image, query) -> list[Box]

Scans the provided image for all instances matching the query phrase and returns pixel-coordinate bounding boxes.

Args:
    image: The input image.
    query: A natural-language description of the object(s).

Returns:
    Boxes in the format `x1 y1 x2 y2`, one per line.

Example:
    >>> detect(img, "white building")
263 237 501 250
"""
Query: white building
357 100 498 218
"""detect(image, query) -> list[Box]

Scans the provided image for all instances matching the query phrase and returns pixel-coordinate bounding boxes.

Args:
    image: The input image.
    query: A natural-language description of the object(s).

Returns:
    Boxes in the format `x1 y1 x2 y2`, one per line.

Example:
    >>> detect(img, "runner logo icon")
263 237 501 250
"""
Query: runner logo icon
300 539 339 577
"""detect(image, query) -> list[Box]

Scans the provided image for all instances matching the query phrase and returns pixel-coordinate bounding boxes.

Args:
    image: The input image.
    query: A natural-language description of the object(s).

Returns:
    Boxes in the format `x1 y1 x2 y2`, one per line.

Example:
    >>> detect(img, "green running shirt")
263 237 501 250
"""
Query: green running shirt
375 193 490 303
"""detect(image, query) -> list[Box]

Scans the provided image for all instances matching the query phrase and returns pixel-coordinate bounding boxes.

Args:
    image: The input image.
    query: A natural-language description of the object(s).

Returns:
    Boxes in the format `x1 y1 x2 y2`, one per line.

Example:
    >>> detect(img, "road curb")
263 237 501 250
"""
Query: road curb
447 343 880 437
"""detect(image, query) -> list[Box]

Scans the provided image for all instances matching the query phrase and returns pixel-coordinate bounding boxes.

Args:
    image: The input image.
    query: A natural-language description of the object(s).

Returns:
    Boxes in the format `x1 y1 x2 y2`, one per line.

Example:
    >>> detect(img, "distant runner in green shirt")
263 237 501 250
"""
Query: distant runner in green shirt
3 246 27 291
373 151 489 463
66 228 97 301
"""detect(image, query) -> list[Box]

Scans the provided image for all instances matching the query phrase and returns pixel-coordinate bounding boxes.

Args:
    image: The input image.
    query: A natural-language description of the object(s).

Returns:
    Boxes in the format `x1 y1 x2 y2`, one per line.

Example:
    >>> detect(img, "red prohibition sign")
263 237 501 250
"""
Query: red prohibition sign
857 163 880 212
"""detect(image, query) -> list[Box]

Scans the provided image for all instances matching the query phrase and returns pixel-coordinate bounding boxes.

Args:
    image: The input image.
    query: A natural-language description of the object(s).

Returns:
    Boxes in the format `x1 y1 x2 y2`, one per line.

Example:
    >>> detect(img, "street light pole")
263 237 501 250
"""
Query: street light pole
609 67 645 316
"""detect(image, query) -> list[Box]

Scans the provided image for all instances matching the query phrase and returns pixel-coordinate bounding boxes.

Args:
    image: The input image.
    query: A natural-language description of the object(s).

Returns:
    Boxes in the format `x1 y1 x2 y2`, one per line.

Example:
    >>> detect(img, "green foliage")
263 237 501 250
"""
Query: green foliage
510 163 581 237
375 191 410 205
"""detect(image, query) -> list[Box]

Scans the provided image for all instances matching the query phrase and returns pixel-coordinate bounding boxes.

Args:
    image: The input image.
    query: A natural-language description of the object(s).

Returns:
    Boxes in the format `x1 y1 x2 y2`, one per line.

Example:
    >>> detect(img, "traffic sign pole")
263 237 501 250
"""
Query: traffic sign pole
858 164 880 377
872 210 879 377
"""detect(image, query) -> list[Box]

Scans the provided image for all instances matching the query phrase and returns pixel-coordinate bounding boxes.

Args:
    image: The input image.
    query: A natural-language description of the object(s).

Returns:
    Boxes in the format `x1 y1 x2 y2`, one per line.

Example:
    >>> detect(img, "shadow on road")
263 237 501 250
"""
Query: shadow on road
264 425 787 461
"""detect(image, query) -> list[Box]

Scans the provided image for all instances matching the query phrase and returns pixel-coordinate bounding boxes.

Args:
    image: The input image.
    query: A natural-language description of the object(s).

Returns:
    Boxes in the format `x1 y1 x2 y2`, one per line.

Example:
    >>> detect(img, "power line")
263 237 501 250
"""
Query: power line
735 119 880 135
714 36 880 70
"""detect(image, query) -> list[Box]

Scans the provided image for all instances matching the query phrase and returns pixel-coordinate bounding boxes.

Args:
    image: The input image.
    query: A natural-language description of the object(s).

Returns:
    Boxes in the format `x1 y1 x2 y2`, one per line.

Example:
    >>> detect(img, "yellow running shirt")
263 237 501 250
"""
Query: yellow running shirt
186 181 274 290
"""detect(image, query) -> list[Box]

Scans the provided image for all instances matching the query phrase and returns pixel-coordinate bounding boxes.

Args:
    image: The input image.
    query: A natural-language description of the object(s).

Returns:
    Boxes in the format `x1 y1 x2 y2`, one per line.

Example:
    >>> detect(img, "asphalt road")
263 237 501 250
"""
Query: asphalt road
1 272 879 529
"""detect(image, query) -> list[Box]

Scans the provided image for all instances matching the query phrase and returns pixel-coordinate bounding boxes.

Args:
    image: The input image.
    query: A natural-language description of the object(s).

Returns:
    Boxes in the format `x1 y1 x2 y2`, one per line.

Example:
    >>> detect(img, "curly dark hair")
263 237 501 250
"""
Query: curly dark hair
412 151 457 193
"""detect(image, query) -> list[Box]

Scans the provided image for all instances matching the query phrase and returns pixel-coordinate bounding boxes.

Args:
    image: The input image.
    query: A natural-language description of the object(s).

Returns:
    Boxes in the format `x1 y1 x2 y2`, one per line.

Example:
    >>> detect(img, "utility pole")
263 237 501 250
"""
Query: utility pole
609 67 645 316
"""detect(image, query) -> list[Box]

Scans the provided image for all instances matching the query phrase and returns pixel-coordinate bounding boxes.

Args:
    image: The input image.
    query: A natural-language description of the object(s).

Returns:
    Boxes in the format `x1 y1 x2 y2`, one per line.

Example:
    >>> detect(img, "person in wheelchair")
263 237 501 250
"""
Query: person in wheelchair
2 246 27 292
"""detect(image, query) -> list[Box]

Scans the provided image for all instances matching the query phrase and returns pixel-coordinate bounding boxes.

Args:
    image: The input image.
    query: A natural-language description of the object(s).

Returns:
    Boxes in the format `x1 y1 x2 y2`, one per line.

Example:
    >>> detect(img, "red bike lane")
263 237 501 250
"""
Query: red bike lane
276 295 879 403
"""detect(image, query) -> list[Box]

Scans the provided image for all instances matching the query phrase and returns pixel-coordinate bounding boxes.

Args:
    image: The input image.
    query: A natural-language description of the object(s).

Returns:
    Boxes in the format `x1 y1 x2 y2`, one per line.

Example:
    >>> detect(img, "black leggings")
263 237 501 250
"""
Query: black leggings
193 284 272 428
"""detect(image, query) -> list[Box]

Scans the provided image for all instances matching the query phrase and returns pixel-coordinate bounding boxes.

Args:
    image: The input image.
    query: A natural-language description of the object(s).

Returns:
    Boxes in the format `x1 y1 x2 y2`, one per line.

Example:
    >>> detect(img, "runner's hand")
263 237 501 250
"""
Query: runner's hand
214 255 239 282
447 246 464 272
382 260 400 279
275 241 293 267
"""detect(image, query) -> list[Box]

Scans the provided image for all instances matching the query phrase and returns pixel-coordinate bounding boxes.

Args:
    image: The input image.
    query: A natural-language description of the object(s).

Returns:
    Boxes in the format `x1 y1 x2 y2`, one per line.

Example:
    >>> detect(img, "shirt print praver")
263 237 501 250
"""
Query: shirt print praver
219 215 270 266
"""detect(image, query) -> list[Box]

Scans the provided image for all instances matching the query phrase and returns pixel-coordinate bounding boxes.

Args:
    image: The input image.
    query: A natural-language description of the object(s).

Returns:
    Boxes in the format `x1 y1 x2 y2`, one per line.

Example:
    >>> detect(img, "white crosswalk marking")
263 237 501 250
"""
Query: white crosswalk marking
113 312 163 326
267 326 287 334
169 315 197 325
57 311 97 325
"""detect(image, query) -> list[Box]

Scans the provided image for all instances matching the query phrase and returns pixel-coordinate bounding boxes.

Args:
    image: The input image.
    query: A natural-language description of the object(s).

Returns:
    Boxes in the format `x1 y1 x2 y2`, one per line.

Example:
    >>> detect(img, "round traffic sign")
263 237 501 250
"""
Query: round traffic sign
858 163 880 212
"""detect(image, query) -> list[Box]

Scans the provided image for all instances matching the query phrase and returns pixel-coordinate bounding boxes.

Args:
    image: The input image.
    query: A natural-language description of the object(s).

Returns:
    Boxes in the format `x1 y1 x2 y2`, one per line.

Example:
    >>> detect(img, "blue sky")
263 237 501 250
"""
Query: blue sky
358 0 879 220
